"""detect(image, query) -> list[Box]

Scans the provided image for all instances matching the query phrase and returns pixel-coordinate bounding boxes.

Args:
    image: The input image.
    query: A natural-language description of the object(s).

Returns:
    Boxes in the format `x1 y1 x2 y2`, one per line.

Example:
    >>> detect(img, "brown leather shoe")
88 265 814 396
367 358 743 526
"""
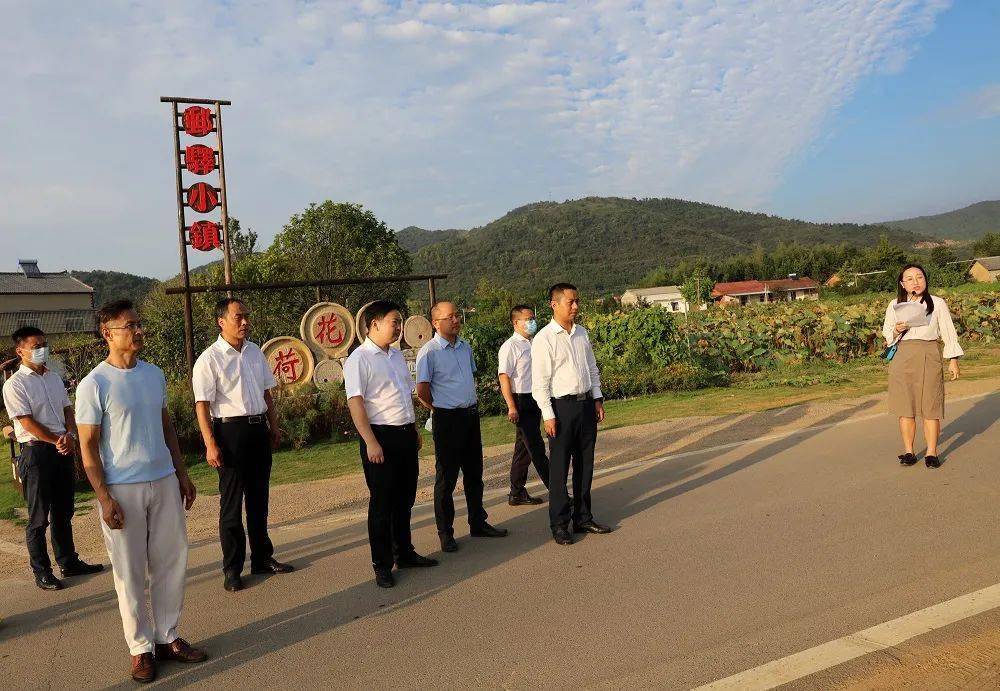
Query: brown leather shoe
155 637 208 663
131 652 156 683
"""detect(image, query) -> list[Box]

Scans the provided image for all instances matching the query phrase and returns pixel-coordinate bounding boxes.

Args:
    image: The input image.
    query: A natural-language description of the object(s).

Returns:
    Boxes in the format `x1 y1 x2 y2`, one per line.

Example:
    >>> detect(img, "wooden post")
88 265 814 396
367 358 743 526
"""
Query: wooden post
214 101 234 293
427 277 437 313
170 102 196 375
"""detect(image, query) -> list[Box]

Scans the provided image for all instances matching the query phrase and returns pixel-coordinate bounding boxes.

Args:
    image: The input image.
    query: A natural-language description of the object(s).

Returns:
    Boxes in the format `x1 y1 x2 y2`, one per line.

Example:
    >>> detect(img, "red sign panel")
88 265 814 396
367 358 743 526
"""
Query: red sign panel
185 145 216 175
187 182 219 213
189 221 222 251
181 106 213 137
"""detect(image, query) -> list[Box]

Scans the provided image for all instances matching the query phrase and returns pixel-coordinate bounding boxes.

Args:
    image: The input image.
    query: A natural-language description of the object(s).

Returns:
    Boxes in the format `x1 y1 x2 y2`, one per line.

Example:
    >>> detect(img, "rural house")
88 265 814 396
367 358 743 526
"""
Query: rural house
712 275 820 306
0 260 95 338
620 285 695 312
969 256 1000 283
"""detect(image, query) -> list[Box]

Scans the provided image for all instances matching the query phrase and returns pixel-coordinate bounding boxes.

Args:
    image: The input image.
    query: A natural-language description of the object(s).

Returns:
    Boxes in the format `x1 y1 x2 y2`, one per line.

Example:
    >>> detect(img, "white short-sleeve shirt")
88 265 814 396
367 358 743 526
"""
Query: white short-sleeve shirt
497 332 533 394
1 365 70 443
343 339 416 426
192 336 277 417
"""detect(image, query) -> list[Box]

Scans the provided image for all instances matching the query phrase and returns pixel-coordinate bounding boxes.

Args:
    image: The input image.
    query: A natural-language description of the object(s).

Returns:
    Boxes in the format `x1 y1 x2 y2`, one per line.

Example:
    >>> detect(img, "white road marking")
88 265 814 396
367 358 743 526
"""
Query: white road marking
694 581 1000 690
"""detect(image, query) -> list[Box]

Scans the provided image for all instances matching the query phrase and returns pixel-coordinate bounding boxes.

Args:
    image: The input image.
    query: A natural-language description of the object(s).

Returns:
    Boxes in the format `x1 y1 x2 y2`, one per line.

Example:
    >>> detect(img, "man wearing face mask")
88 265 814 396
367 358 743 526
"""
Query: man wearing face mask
2 326 102 590
498 305 550 506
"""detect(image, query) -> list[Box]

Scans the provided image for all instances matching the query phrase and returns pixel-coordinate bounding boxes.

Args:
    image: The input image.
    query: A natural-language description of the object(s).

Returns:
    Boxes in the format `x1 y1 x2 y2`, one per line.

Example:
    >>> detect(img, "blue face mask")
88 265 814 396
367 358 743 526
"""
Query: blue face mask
524 319 538 337
30 346 49 364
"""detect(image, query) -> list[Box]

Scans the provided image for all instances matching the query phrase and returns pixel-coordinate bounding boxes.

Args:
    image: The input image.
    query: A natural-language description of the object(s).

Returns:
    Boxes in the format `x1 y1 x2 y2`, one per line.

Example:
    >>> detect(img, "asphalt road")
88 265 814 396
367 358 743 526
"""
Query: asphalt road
1 391 997 689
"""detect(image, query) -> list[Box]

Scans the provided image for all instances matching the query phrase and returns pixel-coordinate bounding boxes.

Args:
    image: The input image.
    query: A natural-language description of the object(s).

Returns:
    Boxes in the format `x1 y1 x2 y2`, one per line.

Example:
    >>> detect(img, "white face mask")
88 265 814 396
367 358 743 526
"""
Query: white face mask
29 346 49 364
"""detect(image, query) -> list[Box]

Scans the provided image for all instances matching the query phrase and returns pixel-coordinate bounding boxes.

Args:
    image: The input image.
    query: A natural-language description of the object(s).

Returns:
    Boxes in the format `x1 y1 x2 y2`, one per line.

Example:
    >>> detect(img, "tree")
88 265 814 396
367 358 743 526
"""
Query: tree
681 267 712 309
929 245 958 267
972 232 1000 257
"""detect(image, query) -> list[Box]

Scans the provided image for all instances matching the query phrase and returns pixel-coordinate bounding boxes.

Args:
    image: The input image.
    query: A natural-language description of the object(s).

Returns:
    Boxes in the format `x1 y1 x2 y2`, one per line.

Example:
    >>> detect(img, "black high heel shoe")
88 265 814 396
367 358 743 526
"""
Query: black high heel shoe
898 453 917 466
925 455 941 468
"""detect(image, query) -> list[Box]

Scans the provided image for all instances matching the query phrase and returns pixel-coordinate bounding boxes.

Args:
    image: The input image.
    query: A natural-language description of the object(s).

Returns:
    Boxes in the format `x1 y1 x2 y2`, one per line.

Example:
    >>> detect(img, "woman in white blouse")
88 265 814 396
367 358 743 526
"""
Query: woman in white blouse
882 264 962 468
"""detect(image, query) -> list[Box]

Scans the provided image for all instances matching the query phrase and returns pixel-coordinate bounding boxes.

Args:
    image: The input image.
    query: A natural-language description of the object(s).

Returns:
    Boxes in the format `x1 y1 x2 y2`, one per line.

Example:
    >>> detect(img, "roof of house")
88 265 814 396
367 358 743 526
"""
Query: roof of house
623 285 683 297
711 277 819 297
0 271 93 294
973 256 1000 272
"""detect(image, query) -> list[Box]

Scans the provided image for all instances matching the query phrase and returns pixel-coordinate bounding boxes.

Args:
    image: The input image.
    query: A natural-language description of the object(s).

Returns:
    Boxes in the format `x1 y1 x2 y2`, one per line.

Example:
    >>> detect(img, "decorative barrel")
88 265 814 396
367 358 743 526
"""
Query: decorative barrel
261 336 315 389
300 302 355 359
403 315 433 349
313 358 345 390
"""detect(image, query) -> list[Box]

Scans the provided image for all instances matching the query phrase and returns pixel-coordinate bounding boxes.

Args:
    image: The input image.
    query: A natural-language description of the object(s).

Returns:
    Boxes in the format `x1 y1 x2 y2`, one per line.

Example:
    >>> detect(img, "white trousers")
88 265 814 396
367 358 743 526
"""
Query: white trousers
100 473 188 655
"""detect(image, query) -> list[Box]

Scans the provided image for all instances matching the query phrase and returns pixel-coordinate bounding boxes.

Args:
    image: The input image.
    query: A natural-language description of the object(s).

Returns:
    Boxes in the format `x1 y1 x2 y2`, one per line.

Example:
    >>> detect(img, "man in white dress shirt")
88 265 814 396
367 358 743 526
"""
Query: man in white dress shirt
3 326 102 590
498 305 549 506
193 297 293 593
344 300 438 588
531 283 613 545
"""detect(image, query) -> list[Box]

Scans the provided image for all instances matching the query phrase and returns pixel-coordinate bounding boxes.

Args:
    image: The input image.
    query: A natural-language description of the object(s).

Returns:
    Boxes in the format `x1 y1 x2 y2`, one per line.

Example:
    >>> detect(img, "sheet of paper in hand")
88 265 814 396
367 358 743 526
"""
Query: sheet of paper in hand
893 300 931 328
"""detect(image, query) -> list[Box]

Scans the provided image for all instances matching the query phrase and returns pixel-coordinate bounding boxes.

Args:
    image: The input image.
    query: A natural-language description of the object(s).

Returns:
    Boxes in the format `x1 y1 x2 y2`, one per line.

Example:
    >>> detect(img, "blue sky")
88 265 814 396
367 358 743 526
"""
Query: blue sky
772 0 1000 223
1 1 996 278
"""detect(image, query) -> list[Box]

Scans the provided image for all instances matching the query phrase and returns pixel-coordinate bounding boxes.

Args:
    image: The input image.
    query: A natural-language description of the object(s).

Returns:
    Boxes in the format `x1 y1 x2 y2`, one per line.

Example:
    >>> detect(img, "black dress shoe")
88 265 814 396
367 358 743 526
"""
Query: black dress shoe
925 455 942 468
60 559 104 577
470 523 508 538
396 552 439 568
35 572 64 590
552 528 574 545
508 492 543 506
573 520 613 534
223 572 244 592
250 558 295 575
898 453 917 466
375 569 395 588
440 535 459 552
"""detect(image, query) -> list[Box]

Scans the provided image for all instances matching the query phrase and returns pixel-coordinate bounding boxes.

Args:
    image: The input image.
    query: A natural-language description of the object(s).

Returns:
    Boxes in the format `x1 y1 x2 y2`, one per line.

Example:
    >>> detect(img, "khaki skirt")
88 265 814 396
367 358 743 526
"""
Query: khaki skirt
888 340 945 419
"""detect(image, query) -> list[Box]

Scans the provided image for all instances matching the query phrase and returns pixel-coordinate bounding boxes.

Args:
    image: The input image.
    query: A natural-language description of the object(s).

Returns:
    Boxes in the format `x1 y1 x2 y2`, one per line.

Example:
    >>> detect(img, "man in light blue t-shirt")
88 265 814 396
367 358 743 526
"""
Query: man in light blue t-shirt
76 299 207 684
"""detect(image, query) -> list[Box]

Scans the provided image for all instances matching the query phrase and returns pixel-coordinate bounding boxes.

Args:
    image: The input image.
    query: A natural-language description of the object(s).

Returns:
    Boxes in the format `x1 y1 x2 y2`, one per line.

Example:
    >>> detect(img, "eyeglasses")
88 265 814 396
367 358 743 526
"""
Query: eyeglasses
433 313 462 322
107 321 144 332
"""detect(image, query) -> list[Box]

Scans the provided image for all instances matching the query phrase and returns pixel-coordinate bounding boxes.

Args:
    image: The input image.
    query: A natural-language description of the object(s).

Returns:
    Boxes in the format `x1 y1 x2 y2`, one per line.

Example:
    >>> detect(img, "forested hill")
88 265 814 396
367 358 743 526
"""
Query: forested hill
884 200 1000 241
395 226 464 252
70 270 159 306
409 196 922 297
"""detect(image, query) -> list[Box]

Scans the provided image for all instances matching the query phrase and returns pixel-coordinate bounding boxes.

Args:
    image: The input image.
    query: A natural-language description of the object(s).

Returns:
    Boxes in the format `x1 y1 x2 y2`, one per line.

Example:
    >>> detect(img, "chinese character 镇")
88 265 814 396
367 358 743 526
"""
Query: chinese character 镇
189 221 221 251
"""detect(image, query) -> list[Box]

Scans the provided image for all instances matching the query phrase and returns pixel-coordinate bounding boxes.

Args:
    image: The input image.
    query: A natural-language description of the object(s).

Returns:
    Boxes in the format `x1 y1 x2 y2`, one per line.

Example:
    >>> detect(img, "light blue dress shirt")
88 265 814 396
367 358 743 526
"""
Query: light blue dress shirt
415 333 478 409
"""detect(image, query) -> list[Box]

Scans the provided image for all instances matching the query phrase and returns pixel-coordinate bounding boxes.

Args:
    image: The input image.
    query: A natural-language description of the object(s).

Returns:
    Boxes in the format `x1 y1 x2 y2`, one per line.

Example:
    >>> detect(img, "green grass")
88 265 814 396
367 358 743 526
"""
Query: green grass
2 344 998 522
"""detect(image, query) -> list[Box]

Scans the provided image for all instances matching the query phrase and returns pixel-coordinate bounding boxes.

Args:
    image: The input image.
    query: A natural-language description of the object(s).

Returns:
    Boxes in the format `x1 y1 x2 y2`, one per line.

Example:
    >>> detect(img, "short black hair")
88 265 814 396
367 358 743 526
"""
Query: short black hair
12 326 44 346
365 300 402 329
215 297 245 323
510 304 533 322
97 299 135 326
548 283 578 301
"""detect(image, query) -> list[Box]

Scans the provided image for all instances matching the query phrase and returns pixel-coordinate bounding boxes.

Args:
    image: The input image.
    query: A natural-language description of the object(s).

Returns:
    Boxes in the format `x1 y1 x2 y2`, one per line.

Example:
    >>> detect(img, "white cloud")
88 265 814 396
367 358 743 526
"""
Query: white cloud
962 84 1000 120
0 0 951 277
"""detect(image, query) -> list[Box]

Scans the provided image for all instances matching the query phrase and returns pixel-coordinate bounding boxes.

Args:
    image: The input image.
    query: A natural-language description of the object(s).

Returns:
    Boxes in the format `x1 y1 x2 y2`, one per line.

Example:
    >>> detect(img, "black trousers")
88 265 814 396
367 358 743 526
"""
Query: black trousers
510 393 550 494
432 406 487 535
215 419 274 574
360 424 419 571
18 443 78 575
548 398 597 530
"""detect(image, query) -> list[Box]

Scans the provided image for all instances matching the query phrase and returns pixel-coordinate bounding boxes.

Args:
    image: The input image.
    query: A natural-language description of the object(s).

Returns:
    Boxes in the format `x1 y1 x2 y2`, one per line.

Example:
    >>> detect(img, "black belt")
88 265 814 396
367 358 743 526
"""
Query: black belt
23 440 57 447
434 405 478 415
214 415 267 425
554 393 593 401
